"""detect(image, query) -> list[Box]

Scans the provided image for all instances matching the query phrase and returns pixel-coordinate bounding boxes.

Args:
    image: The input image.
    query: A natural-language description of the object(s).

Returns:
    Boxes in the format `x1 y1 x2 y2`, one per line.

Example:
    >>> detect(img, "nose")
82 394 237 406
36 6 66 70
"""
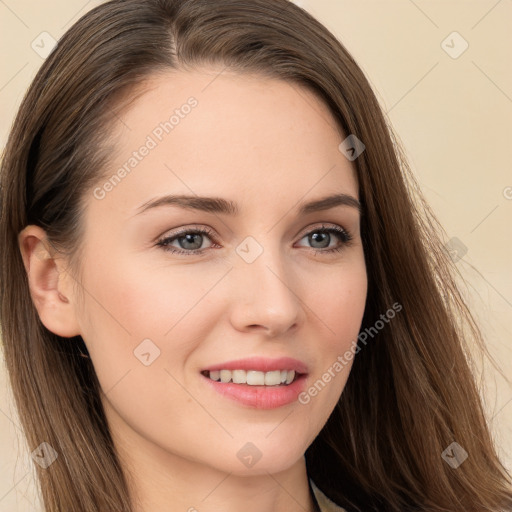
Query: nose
228 242 303 337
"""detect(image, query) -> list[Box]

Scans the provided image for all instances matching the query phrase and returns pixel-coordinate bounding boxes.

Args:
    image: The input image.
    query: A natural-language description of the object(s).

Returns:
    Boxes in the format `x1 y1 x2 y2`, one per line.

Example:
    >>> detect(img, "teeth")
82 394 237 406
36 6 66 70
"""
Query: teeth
232 369 246 384
205 369 297 386
220 370 231 383
264 370 282 386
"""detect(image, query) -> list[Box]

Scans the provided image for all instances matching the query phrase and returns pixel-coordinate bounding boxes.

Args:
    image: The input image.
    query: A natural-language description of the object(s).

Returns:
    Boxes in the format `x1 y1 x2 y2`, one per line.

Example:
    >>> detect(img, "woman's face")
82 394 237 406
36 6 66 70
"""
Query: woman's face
70 68 367 476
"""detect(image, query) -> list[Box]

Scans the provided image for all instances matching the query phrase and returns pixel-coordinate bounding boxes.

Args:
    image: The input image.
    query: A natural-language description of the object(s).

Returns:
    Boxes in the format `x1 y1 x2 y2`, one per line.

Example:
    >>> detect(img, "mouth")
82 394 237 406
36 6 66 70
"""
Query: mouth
199 356 309 408
200 369 302 386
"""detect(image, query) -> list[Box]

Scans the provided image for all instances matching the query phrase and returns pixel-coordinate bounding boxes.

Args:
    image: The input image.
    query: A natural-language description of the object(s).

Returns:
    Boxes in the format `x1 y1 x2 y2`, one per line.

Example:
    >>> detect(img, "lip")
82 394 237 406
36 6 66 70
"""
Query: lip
202 356 309 374
201 372 308 409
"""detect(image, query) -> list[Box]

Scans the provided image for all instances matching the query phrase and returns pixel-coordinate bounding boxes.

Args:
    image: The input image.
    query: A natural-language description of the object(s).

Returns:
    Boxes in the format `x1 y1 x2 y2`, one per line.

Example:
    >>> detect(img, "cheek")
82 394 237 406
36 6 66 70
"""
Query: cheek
299 261 367 414
76 254 231 385
75 257 225 452
78 247 206 335
310 258 367 346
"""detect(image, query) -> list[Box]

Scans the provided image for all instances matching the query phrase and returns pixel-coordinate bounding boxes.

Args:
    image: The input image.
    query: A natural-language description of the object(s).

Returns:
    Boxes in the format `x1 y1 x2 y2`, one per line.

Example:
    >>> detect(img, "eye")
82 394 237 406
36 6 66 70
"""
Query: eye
156 226 217 255
295 224 354 255
156 223 354 256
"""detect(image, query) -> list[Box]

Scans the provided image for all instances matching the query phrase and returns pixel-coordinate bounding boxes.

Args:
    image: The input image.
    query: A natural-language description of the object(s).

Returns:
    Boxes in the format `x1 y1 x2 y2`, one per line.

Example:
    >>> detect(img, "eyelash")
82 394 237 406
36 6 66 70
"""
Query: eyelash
156 224 354 257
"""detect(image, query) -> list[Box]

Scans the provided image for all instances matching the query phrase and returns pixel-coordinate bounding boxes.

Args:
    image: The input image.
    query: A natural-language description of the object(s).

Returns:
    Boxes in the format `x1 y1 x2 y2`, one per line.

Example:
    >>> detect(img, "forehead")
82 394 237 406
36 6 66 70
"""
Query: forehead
89 68 358 219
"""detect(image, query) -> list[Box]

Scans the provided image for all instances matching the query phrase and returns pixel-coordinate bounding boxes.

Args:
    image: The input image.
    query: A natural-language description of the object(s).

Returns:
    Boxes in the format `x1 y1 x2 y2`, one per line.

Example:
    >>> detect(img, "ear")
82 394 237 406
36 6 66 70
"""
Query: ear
18 225 81 338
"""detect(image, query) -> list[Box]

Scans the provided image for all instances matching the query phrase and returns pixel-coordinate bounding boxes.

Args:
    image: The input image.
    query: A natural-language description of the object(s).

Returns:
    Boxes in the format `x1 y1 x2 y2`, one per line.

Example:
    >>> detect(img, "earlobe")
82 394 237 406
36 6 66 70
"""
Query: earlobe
18 225 81 338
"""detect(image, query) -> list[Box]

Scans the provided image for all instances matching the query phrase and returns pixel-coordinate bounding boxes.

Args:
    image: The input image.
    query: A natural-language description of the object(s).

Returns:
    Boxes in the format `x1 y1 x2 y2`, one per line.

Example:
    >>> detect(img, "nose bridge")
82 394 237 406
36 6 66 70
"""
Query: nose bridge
230 233 302 332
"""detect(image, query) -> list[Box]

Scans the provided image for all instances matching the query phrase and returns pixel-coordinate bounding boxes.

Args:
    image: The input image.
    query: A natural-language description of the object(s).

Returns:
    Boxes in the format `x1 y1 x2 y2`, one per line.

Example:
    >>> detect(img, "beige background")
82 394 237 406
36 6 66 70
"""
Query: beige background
1 1 511 510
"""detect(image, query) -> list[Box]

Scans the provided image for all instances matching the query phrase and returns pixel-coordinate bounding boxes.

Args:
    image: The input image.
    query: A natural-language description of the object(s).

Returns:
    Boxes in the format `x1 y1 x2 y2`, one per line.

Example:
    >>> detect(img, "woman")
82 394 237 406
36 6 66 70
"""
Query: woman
1 1 511 511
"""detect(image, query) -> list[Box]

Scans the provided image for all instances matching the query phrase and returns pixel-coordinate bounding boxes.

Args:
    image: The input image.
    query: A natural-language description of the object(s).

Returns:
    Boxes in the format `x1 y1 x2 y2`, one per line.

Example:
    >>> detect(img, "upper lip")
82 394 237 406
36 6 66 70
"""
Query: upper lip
202 356 308 374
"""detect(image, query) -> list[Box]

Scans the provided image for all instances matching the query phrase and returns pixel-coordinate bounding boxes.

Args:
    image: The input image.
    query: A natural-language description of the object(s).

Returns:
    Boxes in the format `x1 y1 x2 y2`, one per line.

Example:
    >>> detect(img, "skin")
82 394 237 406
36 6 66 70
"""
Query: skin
19 67 367 512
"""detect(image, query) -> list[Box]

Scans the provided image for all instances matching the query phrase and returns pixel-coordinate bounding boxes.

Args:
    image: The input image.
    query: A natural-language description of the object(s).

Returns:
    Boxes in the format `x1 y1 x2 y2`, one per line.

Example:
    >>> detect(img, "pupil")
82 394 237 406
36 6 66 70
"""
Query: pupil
311 232 329 248
181 233 202 250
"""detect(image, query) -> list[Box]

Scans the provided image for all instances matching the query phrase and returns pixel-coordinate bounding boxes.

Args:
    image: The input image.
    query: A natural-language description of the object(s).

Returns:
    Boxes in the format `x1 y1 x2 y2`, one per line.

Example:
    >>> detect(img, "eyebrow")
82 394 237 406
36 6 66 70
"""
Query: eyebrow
135 192 362 217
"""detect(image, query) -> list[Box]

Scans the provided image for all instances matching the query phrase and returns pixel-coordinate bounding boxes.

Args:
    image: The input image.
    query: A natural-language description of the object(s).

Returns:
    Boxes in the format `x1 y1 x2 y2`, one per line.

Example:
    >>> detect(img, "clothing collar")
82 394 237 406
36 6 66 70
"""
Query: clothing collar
309 478 347 512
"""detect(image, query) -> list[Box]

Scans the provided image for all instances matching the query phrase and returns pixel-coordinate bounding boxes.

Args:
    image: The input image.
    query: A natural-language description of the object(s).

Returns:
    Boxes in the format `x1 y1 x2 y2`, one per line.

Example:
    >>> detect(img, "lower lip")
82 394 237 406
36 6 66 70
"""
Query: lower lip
201 373 308 409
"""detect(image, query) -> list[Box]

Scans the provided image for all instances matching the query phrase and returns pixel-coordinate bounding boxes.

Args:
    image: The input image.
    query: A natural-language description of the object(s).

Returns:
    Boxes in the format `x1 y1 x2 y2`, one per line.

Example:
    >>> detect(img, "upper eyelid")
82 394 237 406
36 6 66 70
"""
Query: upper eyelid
159 222 350 239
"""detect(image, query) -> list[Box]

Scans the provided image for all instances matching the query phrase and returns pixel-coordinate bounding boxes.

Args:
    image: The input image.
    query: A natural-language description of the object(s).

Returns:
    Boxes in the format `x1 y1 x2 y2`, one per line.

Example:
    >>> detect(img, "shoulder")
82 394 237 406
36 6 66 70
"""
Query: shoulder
310 478 348 512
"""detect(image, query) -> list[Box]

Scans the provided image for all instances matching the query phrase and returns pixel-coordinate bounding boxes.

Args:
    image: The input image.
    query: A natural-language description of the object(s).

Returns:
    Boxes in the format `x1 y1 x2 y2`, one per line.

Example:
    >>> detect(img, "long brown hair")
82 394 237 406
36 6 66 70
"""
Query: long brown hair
1 1 511 510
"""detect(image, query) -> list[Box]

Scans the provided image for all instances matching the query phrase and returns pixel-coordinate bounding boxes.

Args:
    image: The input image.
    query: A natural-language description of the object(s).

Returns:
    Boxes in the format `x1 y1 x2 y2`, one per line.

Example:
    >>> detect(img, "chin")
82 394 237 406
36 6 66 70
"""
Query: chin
204 439 308 476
